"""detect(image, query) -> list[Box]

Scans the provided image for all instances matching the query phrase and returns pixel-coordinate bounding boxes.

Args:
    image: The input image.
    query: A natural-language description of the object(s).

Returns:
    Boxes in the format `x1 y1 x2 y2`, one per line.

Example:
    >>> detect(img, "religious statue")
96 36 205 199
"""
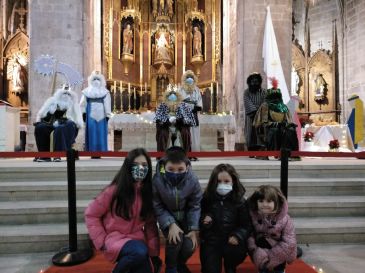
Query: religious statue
167 0 173 16
155 31 171 62
291 66 299 96
122 24 133 54
193 26 202 56
313 73 327 100
152 0 158 16
11 57 27 94
159 0 165 13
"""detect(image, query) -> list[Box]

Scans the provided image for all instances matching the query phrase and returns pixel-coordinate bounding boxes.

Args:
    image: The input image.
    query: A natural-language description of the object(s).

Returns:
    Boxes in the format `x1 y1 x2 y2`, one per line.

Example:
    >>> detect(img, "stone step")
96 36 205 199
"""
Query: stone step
1 196 365 225
1 158 365 181
0 178 364 201
1 217 365 254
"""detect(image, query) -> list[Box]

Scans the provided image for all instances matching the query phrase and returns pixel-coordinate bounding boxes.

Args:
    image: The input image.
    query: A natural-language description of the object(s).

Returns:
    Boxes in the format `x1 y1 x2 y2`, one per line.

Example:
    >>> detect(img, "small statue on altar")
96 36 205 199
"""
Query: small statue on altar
154 85 196 153
291 66 299 96
193 26 202 56
122 24 133 54
313 73 327 101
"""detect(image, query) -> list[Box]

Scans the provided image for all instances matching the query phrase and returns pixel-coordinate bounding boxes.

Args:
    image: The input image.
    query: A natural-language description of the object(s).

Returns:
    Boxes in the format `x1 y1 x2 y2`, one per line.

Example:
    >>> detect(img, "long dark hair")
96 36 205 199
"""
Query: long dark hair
110 148 153 220
203 163 246 203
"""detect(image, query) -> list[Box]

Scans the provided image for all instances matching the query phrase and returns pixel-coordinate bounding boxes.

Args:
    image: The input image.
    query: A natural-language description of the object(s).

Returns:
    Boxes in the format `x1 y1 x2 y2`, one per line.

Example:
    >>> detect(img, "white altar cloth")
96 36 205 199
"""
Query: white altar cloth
301 124 354 152
109 112 236 151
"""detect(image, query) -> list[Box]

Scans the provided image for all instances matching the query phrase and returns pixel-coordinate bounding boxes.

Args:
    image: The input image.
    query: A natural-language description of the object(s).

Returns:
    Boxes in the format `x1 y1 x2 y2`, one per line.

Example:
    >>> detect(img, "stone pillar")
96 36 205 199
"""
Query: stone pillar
343 0 365 131
27 0 86 151
223 0 292 150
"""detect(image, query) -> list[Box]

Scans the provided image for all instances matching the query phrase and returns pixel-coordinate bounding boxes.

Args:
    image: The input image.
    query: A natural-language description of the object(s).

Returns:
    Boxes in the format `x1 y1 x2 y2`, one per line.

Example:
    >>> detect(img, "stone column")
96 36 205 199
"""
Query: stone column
27 0 86 151
223 0 292 150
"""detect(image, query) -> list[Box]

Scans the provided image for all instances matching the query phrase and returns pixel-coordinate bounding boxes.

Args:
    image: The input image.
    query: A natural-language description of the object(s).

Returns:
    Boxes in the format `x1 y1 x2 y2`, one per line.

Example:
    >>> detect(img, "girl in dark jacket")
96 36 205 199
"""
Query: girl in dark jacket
200 164 251 273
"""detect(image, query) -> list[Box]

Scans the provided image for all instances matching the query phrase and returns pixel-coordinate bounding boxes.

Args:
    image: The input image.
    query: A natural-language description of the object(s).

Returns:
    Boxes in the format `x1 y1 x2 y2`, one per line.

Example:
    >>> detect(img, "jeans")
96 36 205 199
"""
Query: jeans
163 228 194 273
112 240 152 273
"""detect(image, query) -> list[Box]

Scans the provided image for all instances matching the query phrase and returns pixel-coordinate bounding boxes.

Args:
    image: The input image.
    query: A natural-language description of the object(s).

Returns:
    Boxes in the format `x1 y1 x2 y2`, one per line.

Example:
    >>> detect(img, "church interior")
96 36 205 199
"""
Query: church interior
0 0 365 273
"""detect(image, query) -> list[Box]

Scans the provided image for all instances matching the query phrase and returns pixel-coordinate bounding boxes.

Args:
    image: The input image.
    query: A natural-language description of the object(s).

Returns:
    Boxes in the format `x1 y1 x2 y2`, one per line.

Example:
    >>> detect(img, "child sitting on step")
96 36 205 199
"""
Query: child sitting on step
152 146 202 273
84 148 162 273
248 185 297 273
200 163 251 273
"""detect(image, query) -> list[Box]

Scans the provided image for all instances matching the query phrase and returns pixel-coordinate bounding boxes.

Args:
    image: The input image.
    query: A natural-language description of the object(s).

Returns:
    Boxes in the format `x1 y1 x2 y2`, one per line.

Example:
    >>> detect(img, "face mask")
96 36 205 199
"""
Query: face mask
131 165 149 181
168 93 177 102
165 171 186 186
216 183 233 196
185 77 194 85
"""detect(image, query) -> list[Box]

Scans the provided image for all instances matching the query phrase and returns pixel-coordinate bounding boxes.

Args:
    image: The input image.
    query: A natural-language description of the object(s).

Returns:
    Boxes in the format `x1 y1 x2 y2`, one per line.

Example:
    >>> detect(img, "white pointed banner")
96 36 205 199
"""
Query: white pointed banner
262 6 290 104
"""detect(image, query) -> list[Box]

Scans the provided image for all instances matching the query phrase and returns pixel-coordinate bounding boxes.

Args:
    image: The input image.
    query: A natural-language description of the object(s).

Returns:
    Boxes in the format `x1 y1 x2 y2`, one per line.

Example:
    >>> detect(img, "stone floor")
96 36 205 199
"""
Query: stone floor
0 244 364 273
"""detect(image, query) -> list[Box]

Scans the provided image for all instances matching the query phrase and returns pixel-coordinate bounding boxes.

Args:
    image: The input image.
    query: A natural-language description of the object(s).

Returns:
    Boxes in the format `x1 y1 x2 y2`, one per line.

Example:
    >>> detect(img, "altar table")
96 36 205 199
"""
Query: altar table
109 112 236 151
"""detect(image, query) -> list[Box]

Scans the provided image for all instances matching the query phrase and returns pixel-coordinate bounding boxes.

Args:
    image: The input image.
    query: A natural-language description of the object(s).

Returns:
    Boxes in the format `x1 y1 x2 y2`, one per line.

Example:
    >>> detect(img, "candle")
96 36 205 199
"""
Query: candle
120 81 122 92
140 84 143 97
216 82 219 112
134 87 136 98
210 82 213 112
114 81 116 92
128 82 131 94
145 82 147 94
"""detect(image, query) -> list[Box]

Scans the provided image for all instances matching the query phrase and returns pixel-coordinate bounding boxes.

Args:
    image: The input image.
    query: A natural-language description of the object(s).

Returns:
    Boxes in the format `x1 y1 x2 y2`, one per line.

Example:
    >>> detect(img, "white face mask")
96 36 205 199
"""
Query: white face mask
216 183 233 196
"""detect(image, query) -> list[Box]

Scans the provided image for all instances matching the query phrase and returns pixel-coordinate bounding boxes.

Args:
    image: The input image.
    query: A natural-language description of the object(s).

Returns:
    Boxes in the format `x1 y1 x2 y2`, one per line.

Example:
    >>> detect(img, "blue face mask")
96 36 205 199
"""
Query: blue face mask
131 164 149 181
185 77 194 85
168 93 177 102
165 171 186 186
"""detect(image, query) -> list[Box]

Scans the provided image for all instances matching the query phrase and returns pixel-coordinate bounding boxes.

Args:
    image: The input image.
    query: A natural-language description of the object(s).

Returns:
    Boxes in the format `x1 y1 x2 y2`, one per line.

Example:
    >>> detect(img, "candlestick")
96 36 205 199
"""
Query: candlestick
112 85 117 113
134 87 136 111
210 82 213 113
119 81 123 112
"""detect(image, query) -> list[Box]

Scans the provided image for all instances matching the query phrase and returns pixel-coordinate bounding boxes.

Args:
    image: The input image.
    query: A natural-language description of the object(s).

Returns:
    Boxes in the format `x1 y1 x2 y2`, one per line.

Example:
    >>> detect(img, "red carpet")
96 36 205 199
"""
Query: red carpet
45 248 317 273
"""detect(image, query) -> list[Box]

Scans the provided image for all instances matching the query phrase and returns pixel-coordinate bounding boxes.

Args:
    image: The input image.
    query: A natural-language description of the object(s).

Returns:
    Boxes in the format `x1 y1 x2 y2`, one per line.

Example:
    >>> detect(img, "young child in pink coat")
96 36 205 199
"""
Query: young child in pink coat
248 185 297 273
85 148 161 273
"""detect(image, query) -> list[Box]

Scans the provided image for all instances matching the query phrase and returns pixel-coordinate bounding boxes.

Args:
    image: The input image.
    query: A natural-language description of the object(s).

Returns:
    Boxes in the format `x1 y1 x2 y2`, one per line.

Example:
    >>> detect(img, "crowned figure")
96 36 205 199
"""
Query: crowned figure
80 71 111 153
253 77 299 158
154 84 196 153
34 85 83 162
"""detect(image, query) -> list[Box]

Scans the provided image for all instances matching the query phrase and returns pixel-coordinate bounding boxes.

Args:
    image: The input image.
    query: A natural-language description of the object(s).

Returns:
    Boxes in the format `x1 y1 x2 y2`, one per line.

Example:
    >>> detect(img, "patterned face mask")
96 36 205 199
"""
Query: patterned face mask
131 164 149 181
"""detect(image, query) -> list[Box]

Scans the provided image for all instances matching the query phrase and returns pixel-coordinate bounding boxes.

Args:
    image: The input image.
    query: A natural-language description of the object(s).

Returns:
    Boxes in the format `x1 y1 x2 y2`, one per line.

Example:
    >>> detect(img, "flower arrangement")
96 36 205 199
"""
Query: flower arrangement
303 131 314 142
329 139 340 149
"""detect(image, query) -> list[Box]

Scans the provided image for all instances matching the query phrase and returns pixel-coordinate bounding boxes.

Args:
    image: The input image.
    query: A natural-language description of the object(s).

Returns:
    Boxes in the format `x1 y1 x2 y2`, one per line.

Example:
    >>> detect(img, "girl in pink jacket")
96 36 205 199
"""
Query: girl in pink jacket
247 185 297 273
85 148 161 273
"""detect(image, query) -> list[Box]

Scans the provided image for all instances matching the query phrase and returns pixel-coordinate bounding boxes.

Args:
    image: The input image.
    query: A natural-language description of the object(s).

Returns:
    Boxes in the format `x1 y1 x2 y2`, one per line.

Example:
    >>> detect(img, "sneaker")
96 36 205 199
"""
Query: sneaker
53 157 62 162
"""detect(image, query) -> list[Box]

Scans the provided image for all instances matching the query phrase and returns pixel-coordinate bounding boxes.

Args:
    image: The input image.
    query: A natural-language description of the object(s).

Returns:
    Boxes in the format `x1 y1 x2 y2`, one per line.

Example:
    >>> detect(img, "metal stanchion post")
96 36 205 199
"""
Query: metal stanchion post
52 149 93 266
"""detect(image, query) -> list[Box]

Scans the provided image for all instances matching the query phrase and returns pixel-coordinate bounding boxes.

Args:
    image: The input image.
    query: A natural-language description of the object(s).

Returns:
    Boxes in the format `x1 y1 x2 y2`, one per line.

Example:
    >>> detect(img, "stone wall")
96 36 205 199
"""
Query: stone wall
343 0 365 132
27 0 87 151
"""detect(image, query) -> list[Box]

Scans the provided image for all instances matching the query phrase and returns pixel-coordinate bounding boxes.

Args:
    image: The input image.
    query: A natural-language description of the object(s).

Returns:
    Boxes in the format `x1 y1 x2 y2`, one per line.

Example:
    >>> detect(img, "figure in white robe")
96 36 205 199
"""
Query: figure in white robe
80 71 111 152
